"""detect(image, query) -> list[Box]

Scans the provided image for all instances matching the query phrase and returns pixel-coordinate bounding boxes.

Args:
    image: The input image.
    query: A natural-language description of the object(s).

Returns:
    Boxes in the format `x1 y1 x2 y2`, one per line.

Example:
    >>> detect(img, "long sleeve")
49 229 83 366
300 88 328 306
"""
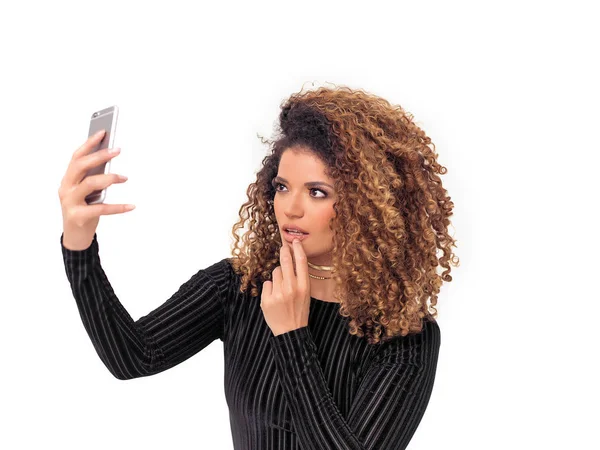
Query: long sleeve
60 231 230 380
269 320 441 450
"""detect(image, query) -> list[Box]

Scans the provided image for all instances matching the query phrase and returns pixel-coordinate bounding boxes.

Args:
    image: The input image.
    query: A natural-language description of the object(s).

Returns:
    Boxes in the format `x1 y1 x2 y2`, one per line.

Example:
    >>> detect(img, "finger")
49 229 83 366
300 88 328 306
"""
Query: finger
71 173 126 205
73 202 136 218
63 130 111 189
272 266 283 297
280 244 296 288
74 129 106 159
282 239 295 267
292 239 309 293
261 280 272 300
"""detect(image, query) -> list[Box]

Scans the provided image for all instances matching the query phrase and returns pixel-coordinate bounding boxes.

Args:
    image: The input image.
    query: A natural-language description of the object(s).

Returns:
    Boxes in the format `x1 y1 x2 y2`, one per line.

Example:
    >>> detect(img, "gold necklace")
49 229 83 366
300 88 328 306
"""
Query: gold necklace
307 261 333 271
307 261 333 280
308 273 331 280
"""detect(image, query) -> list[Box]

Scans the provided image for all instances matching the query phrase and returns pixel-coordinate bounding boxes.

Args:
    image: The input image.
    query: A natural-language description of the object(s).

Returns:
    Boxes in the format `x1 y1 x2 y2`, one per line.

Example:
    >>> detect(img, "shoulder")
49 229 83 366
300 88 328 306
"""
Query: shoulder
372 317 441 368
201 257 235 279
200 257 242 295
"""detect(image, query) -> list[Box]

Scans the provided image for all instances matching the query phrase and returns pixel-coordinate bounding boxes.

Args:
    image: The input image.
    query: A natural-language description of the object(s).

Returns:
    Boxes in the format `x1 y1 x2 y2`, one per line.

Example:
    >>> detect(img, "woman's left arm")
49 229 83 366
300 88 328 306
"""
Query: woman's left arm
269 320 441 450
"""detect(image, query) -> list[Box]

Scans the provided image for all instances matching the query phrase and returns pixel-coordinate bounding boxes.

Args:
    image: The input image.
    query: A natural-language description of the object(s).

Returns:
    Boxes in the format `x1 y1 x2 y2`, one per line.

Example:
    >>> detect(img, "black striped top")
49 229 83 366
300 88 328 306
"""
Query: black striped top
60 232 441 450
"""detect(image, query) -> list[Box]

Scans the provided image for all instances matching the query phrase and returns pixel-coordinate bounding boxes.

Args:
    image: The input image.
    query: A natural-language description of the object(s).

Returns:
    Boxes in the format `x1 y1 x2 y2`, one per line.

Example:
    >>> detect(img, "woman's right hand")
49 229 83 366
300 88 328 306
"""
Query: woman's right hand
59 129 135 250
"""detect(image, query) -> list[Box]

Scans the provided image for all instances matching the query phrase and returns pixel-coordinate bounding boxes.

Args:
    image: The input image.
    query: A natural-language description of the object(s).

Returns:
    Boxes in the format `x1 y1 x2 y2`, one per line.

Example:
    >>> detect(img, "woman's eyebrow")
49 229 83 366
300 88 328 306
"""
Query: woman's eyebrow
273 176 333 189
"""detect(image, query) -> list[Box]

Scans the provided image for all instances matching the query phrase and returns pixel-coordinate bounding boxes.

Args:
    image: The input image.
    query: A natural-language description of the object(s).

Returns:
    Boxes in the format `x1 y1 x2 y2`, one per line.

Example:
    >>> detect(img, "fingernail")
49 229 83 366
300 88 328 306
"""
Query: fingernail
293 238 299 244
108 147 121 154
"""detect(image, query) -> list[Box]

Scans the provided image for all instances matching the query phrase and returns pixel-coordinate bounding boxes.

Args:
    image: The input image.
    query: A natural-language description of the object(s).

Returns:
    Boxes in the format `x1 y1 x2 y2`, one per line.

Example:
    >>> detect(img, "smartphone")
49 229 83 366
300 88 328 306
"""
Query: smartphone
84 105 119 204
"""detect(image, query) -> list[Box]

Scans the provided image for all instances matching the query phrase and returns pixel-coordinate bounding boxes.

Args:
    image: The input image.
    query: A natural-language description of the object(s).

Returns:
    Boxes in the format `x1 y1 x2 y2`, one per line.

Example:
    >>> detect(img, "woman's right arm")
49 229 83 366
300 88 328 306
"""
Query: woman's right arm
61 231 229 380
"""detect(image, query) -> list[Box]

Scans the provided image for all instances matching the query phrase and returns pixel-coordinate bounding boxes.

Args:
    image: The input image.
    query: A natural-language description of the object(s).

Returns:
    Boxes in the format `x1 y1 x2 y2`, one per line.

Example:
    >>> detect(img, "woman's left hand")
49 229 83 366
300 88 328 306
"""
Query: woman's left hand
261 238 311 337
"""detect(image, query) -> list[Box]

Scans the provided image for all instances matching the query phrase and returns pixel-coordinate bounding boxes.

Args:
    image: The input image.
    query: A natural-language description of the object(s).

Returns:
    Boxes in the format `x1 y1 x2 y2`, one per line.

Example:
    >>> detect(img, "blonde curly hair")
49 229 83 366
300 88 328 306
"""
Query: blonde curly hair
228 84 459 344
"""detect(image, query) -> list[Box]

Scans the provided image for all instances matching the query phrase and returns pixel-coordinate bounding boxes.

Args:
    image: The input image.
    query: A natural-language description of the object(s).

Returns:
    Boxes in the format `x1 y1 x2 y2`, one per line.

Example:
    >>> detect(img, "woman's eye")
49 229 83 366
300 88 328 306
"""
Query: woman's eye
274 183 327 198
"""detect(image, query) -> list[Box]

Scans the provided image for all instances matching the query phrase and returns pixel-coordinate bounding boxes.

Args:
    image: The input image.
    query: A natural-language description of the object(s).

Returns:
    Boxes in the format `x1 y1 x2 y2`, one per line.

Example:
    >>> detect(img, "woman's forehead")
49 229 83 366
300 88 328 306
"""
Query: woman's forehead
278 149 331 180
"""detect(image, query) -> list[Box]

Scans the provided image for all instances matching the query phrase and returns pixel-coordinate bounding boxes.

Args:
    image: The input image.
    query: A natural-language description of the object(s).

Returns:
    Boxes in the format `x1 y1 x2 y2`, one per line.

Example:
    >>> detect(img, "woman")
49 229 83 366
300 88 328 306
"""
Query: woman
59 85 458 450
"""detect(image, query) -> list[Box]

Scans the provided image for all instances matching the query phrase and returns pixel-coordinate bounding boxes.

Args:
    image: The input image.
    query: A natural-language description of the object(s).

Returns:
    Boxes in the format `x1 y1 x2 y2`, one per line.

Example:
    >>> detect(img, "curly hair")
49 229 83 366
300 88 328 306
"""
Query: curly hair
228 84 459 345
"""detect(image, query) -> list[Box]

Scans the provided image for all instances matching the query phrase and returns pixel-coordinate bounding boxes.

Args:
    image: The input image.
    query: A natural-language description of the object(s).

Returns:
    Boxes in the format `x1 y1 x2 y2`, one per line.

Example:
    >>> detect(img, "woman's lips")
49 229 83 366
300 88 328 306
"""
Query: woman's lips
282 229 309 242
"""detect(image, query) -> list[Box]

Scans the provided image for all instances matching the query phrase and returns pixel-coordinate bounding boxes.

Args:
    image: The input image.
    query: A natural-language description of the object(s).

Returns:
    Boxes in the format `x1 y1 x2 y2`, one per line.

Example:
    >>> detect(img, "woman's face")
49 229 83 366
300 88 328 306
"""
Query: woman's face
272 147 337 264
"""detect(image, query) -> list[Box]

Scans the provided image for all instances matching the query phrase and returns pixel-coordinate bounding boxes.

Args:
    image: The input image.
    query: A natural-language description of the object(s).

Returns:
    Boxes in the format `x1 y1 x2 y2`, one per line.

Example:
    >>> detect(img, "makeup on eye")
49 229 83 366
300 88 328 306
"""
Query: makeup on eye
271 181 328 198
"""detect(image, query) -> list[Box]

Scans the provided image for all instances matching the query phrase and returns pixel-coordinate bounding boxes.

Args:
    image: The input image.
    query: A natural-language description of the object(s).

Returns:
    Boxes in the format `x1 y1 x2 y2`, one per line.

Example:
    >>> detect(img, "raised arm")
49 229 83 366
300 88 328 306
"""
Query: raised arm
61 232 232 380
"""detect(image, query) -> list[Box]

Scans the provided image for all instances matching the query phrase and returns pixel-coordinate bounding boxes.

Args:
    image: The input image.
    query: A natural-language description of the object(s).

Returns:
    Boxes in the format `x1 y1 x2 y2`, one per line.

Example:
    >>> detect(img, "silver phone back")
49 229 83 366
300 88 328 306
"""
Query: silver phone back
85 105 119 204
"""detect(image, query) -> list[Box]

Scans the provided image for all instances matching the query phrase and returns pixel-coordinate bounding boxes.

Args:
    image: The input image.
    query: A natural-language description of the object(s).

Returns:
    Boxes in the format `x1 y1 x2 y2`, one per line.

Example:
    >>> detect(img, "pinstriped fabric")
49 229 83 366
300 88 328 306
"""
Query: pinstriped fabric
61 232 225 380
61 232 441 450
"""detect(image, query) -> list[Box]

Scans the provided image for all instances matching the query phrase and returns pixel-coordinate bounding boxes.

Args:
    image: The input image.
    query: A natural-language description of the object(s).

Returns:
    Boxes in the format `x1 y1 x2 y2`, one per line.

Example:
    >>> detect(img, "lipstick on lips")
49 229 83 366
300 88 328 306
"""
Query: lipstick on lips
281 228 309 243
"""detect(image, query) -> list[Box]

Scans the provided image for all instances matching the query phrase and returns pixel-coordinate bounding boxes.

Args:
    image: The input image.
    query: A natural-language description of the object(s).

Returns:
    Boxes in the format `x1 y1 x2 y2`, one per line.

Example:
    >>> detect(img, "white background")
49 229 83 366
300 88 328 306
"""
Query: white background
1 0 598 449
